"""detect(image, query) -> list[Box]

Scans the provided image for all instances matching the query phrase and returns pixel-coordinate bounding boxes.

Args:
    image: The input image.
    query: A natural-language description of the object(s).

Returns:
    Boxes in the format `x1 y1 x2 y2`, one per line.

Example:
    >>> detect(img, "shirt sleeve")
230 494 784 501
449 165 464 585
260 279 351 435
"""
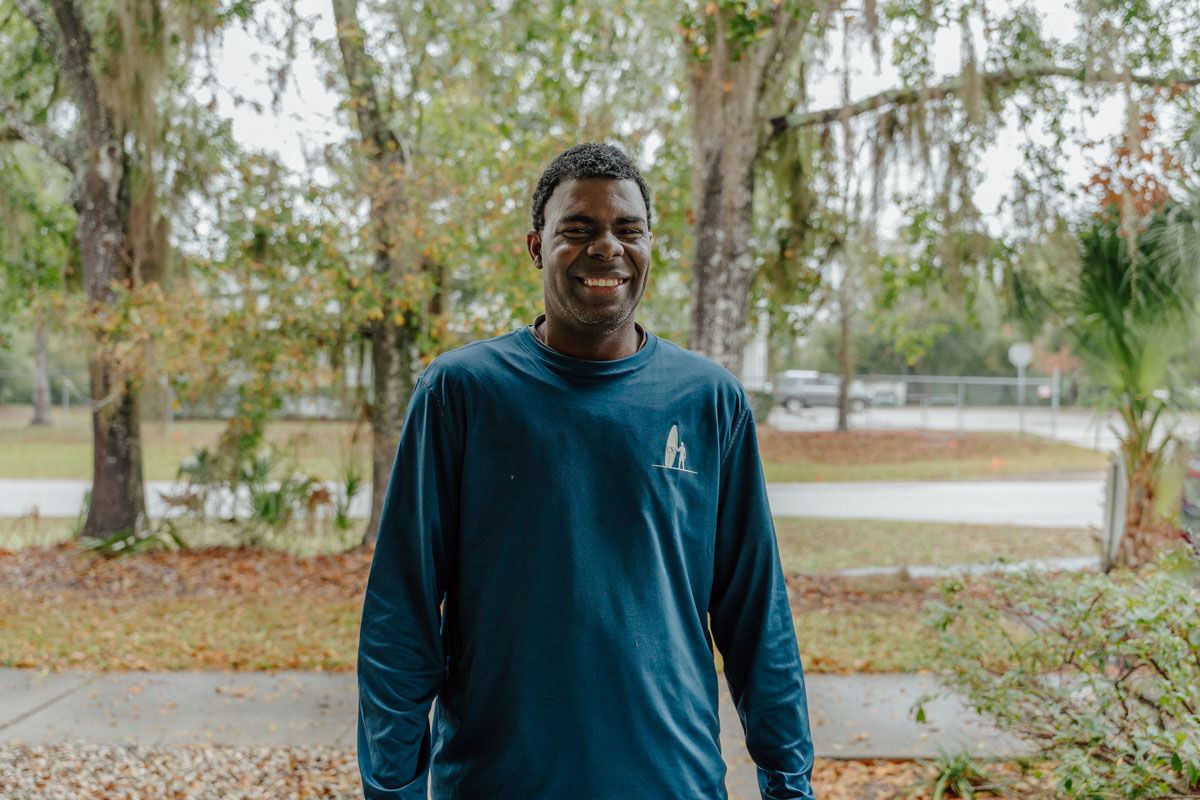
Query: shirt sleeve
709 404 815 800
358 374 461 800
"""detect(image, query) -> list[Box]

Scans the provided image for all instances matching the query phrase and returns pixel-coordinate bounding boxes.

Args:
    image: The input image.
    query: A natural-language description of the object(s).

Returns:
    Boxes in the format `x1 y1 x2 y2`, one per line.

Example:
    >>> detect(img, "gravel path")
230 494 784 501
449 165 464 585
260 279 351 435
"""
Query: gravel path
0 744 361 800
0 743 951 799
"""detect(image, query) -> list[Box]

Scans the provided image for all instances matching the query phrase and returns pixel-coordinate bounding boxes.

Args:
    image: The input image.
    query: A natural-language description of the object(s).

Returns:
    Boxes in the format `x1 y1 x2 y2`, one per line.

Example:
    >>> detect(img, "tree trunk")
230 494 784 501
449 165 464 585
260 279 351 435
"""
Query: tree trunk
684 9 803 375
1116 450 1173 567
365 319 414 548
688 138 759 375
331 0 418 548
836 274 851 432
79 140 146 538
30 320 52 426
686 46 767 375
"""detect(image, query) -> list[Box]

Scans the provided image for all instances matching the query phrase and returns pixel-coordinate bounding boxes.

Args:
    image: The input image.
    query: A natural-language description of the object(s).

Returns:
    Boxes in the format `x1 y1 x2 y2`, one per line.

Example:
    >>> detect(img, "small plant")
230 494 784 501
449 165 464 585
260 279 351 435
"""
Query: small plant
78 515 187 558
922 749 998 799
923 553 1200 799
70 488 91 539
332 417 367 532
165 411 362 551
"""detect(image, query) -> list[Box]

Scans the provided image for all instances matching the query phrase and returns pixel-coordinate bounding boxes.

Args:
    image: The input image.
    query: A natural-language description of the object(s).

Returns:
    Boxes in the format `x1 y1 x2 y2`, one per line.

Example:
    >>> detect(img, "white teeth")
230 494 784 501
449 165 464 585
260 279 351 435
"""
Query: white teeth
583 278 624 287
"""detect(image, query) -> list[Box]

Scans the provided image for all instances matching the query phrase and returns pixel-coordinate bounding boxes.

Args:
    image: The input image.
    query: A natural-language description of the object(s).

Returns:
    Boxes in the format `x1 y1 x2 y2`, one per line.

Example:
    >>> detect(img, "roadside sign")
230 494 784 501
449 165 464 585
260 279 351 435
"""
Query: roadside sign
1008 342 1033 369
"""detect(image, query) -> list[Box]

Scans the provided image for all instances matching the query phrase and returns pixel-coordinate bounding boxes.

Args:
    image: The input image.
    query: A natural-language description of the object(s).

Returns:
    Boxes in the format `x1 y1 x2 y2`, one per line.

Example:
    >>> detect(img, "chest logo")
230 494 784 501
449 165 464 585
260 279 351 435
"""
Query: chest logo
654 424 697 474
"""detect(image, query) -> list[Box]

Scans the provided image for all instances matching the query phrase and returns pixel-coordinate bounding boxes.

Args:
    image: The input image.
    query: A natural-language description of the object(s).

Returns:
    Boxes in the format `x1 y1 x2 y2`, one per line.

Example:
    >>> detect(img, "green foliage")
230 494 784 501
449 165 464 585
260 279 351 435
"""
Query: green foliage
922 748 998 800
925 554 1200 799
748 389 774 422
790 282 1019 376
0 144 75 348
311 0 692 353
70 488 91 540
1017 206 1200 559
78 520 188 558
168 409 364 549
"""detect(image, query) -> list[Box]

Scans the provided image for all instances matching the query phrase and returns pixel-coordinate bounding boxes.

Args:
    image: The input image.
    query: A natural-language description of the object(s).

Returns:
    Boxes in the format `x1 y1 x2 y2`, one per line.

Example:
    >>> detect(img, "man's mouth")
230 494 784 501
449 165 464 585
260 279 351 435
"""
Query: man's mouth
580 277 629 288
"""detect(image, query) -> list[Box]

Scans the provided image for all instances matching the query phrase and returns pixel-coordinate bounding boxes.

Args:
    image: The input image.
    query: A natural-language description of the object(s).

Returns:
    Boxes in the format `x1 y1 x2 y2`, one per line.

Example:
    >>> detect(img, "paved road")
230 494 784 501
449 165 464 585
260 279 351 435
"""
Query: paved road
0 477 1106 528
0 668 1023 797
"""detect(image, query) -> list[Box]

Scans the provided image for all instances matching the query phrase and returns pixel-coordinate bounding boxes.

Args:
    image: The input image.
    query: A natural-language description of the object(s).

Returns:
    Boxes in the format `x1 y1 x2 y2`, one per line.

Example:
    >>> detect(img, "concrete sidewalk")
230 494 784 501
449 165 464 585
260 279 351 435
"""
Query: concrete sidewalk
0 669 1024 794
767 479 1103 528
0 477 1105 528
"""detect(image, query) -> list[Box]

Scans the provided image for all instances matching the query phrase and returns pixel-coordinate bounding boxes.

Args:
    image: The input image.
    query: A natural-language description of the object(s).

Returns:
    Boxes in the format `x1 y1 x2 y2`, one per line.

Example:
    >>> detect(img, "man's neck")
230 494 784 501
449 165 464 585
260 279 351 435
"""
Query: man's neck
532 315 644 361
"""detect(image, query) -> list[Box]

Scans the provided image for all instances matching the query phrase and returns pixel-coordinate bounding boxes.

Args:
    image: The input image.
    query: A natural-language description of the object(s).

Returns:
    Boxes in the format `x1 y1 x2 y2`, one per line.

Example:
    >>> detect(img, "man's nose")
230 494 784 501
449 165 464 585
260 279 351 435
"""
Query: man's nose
587 229 622 260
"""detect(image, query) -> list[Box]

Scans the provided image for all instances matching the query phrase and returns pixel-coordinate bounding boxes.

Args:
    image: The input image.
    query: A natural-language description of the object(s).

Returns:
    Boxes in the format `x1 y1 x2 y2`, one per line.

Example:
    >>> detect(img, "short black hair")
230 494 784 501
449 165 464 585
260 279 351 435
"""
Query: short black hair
531 142 652 233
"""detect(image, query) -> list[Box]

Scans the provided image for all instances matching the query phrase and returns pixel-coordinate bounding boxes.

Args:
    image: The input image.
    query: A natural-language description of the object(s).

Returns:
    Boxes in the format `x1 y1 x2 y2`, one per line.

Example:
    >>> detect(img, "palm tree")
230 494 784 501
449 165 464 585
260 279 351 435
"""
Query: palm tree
1062 206 1199 566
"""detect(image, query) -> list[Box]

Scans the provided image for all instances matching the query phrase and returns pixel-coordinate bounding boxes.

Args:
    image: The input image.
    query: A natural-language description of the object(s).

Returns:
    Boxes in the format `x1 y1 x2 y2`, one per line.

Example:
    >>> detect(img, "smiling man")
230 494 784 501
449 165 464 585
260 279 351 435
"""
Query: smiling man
357 143 815 800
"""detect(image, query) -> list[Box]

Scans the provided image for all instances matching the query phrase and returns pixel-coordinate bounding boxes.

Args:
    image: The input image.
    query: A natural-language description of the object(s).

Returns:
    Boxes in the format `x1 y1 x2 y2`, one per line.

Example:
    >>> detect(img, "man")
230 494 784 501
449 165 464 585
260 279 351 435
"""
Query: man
358 143 815 799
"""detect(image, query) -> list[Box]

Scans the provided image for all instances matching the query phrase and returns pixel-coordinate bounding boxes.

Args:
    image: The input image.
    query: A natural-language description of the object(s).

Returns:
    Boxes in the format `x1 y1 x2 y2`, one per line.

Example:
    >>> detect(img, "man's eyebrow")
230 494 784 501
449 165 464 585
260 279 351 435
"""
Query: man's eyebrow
556 213 596 227
555 213 647 227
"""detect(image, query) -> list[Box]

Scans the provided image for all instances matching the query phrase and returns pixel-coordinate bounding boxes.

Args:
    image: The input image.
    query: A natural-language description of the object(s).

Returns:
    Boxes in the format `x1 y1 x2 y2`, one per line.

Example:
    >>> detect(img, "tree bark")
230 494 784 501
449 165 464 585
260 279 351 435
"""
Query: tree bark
686 24 773 374
687 127 760 375
30 320 52 426
367 318 414 546
684 6 813 374
14 0 148 537
836 275 851 432
1116 445 1176 567
331 0 417 548
79 138 145 538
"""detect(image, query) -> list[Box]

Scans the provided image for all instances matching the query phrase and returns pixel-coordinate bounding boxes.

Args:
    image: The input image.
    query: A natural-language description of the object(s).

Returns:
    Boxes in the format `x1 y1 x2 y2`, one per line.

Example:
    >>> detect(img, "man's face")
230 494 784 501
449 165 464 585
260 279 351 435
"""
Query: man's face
527 177 651 338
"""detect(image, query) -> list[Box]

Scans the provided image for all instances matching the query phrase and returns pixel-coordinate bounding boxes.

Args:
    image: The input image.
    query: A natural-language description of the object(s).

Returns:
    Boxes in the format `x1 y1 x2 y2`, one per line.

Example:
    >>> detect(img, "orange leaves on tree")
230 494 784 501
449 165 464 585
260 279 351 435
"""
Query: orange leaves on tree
1083 102 1186 233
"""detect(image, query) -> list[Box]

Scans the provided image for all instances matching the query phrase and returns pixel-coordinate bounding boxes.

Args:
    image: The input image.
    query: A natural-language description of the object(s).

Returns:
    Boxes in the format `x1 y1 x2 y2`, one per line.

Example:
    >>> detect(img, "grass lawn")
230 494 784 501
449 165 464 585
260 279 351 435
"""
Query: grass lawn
0 514 365 556
0 405 369 481
774 518 1097 573
3 404 1104 482
759 427 1106 482
2 515 1100 568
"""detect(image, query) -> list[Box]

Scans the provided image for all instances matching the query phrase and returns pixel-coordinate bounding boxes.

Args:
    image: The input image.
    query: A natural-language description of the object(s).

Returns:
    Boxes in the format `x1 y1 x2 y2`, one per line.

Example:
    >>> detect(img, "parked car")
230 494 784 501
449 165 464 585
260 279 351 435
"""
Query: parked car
774 371 873 413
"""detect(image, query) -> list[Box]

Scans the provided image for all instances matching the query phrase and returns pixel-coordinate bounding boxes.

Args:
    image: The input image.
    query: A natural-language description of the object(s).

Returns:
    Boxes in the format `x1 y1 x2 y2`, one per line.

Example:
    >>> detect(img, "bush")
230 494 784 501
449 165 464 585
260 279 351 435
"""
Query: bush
749 390 774 424
923 556 1200 799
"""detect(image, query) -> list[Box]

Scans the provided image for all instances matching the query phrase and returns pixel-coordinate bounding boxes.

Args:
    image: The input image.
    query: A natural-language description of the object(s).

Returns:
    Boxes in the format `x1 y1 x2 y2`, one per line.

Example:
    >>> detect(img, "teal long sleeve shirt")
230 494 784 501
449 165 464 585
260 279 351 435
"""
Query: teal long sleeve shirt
357 325 814 799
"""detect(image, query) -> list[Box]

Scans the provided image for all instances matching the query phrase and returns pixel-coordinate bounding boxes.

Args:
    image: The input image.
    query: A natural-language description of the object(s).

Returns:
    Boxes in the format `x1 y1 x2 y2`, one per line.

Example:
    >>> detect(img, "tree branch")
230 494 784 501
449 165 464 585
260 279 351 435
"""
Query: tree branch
42 0 108 142
331 0 407 161
0 103 77 171
10 0 66 66
770 65 1200 139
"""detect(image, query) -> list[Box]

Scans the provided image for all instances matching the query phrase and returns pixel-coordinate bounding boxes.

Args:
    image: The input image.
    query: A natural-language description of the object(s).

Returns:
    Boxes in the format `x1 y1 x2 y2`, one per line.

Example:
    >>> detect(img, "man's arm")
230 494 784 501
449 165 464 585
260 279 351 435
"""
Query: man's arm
709 404 815 800
358 375 460 799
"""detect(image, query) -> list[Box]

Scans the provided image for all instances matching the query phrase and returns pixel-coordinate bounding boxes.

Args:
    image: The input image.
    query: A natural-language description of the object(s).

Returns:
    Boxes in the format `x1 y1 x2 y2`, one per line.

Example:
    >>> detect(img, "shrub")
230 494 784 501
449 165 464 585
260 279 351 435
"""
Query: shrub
749 389 774 424
923 555 1200 799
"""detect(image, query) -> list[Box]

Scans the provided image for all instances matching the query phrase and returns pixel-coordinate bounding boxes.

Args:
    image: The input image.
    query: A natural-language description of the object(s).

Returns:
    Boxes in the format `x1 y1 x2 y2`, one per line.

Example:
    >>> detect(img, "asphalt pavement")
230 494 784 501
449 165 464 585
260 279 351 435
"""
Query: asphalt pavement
0 477 1106 529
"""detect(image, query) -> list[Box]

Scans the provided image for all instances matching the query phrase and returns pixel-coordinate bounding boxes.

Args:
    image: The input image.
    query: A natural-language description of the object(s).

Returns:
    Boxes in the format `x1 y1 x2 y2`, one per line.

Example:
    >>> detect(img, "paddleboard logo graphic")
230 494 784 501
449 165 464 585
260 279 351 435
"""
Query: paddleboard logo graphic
654 424 697 474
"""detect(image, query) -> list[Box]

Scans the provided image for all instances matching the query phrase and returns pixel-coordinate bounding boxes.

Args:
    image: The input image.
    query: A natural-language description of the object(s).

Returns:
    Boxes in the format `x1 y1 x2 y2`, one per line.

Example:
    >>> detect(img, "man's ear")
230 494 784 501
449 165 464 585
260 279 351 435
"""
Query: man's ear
527 230 543 268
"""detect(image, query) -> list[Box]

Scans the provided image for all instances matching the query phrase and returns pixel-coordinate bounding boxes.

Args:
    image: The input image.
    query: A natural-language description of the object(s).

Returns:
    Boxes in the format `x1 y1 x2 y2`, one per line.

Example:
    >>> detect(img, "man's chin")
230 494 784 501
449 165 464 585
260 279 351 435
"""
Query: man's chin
565 306 636 336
